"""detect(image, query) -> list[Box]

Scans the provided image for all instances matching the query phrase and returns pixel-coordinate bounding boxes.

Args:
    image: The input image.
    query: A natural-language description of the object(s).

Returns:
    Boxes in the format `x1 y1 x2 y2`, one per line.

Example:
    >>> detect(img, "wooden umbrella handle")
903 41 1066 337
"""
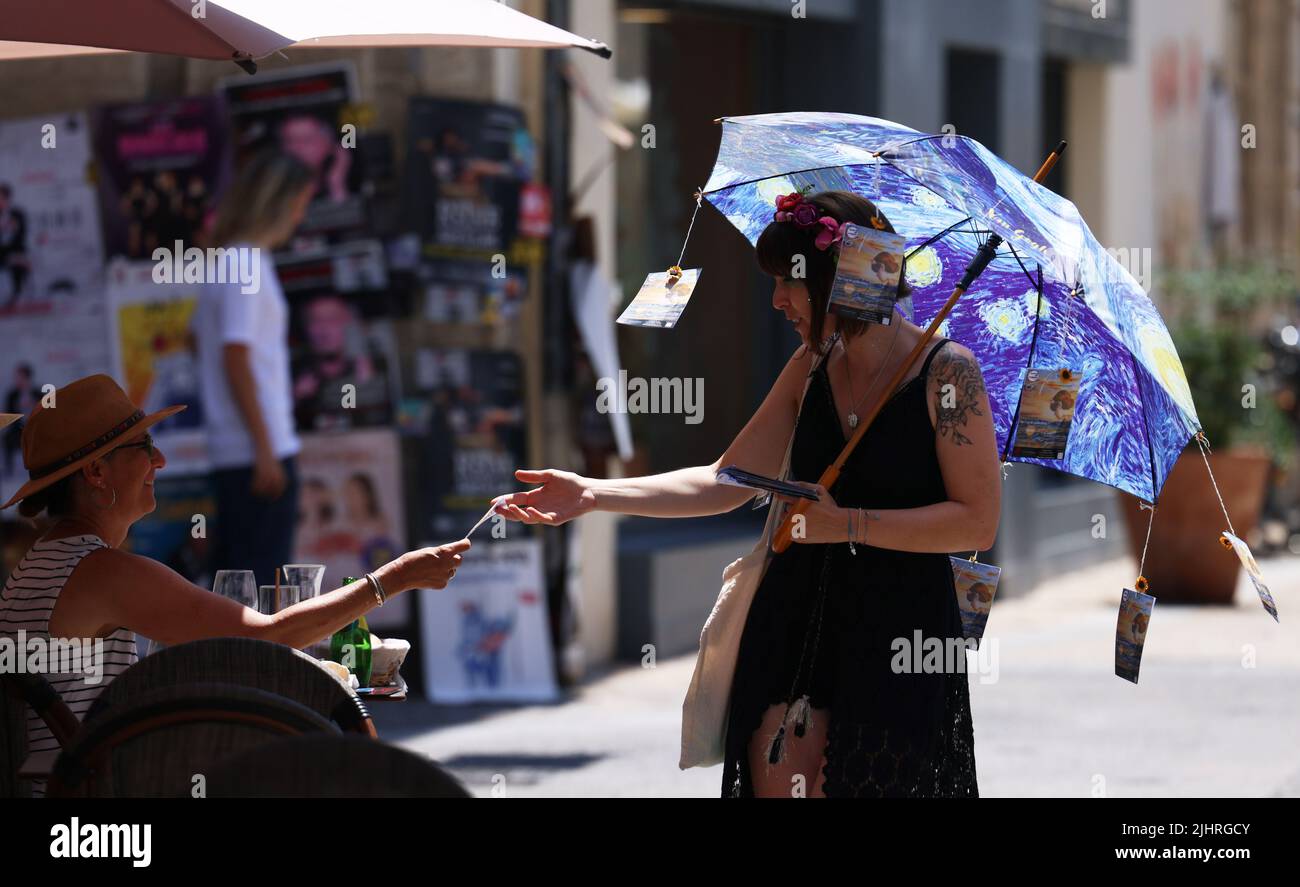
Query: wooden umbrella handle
769 141 1067 554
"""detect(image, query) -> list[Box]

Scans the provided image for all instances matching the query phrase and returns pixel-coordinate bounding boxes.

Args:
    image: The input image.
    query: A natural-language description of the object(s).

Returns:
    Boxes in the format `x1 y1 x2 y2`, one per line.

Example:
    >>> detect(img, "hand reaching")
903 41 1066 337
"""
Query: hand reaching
383 538 471 592
493 468 596 526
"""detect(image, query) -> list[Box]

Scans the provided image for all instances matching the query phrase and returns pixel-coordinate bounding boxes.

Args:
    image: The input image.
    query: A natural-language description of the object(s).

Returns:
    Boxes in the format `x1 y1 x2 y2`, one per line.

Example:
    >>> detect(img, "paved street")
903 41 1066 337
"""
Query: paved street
377 552 1300 798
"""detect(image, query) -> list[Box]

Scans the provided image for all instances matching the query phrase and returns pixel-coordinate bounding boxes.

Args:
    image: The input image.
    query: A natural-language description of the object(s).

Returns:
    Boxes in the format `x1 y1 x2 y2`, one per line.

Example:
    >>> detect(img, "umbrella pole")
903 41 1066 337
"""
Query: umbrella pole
771 141 1068 554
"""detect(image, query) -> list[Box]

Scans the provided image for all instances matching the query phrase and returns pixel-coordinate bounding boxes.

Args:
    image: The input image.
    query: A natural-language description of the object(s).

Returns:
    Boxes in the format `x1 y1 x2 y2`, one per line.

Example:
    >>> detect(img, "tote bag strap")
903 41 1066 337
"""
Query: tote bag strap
757 342 833 551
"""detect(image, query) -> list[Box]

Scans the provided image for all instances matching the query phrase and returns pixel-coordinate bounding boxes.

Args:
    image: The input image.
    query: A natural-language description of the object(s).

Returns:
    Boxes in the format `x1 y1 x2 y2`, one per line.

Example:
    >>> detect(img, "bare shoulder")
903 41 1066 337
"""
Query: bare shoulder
65 546 179 597
54 547 151 636
77 545 154 572
926 340 989 445
777 342 819 403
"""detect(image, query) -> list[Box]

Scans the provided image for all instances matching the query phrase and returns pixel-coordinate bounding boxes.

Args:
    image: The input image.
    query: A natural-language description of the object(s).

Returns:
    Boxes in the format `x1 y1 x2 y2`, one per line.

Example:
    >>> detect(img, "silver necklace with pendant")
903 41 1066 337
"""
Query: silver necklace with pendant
840 318 903 430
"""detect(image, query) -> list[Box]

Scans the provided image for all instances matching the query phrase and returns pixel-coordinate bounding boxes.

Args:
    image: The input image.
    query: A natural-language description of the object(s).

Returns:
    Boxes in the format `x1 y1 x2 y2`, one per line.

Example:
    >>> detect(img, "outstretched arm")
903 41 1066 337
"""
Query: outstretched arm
495 347 814 525
61 541 470 649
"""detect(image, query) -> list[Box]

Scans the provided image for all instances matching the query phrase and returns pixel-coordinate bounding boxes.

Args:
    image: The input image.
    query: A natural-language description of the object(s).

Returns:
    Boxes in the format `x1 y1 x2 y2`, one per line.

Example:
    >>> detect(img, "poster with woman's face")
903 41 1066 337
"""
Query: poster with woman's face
292 428 408 630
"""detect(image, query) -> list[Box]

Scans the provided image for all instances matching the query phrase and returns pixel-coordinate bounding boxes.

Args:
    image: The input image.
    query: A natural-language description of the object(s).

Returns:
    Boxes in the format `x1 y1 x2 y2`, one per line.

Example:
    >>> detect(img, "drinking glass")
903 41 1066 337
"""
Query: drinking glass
212 570 258 609
281 564 325 601
283 564 328 656
258 584 302 615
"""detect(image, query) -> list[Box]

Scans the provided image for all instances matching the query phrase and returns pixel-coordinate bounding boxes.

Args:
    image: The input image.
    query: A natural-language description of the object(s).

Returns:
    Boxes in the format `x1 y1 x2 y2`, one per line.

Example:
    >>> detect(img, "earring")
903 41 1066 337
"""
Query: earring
94 485 117 510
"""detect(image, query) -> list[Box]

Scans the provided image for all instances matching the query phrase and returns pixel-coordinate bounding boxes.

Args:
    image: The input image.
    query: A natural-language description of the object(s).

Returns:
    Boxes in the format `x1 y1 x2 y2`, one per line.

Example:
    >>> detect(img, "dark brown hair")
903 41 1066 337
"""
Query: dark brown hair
17 474 76 520
755 190 911 351
15 448 129 520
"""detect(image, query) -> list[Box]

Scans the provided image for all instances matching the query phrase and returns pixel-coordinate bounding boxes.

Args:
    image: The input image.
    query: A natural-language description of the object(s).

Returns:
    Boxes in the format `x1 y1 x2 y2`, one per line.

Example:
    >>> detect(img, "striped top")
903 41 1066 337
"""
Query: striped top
0 533 137 796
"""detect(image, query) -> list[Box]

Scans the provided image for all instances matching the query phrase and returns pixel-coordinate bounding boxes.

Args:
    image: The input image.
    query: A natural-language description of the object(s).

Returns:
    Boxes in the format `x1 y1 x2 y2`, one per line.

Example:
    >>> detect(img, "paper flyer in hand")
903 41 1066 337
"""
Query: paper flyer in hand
828 224 906 325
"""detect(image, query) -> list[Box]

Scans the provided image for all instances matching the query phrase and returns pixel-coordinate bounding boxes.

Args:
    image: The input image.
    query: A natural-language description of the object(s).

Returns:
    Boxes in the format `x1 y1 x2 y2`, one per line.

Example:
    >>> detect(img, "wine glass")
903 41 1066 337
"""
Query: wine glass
212 570 257 609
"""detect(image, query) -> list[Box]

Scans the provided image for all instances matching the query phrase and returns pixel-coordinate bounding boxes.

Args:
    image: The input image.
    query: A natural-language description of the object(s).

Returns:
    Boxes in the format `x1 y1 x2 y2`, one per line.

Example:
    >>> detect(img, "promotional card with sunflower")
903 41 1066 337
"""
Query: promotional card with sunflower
1115 587 1155 684
1010 366 1083 460
828 223 907 325
617 267 702 329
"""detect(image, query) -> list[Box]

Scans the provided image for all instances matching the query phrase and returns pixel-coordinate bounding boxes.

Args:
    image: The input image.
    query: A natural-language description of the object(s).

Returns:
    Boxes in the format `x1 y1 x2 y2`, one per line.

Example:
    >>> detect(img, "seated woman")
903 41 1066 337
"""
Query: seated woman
0 374 468 791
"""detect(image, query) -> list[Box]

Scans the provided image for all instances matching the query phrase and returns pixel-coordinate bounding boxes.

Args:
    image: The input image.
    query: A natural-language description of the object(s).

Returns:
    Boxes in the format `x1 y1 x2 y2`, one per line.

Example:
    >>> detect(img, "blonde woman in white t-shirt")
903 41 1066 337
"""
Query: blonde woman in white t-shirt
196 150 314 587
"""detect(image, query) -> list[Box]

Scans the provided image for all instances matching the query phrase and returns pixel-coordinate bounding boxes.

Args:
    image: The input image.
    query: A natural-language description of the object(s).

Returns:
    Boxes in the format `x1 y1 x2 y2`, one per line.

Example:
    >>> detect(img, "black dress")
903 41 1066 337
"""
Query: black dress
722 337 979 798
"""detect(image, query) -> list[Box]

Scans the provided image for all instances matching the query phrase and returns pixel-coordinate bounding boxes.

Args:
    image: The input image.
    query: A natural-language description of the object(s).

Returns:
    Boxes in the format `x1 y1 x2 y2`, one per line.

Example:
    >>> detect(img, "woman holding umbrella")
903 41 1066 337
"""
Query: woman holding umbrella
494 190 1000 797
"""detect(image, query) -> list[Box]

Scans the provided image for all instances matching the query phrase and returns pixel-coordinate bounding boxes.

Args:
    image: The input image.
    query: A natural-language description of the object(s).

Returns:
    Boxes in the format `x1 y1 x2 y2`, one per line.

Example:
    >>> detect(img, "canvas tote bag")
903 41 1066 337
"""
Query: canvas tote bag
679 359 820 769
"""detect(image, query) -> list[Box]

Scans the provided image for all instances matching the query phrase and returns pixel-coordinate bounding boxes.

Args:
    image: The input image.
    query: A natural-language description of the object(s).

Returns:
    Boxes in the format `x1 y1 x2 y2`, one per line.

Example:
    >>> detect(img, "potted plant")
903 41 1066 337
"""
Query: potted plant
1121 264 1295 604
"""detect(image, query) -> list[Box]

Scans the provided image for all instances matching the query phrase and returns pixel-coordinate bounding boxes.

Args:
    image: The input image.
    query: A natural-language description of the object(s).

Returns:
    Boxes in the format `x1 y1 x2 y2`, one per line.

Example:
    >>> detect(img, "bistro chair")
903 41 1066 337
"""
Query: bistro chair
48 681 338 797
204 734 472 798
0 672 80 798
86 636 377 737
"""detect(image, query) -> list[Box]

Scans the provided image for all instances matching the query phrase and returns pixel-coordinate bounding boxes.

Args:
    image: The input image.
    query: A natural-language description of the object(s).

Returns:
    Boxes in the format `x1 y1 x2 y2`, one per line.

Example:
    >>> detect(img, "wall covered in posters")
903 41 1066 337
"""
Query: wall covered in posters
0 67 551 696
0 111 110 504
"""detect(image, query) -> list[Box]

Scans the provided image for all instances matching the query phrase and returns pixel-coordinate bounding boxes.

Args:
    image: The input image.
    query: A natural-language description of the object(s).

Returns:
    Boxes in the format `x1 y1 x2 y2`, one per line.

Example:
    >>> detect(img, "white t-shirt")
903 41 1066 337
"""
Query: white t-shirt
194 244 300 470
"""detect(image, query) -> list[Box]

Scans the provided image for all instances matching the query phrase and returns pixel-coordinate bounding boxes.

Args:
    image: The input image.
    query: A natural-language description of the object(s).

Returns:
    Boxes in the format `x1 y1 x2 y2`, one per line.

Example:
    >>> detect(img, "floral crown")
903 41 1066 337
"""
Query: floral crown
773 187 888 251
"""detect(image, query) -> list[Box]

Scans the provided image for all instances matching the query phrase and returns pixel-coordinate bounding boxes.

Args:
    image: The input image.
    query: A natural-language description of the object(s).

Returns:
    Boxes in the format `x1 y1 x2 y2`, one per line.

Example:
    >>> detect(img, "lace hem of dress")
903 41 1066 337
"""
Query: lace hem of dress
723 668 978 798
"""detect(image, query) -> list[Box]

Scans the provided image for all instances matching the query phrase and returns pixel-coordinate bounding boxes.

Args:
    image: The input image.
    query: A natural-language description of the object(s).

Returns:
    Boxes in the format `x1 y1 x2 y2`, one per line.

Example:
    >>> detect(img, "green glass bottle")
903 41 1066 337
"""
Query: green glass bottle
330 578 373 687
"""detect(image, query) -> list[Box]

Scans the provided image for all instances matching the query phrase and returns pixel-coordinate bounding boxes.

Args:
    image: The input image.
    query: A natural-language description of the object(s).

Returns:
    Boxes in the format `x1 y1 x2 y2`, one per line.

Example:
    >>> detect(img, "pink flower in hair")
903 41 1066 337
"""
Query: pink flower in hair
814 218 851 251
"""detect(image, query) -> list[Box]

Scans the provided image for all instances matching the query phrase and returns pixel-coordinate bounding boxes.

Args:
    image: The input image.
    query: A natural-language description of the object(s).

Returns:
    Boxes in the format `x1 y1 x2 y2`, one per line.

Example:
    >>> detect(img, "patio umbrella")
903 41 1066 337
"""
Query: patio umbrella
0 0 610 71
698 112 1204 538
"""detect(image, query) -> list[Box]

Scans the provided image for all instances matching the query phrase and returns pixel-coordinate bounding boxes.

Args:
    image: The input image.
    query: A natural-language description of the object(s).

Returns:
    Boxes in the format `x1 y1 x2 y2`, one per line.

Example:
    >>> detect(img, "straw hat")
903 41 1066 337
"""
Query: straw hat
0 374 185 510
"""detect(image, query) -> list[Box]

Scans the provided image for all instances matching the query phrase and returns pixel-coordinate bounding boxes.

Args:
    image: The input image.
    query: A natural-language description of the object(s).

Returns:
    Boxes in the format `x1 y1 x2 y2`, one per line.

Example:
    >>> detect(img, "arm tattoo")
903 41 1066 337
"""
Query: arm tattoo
930 348 986 446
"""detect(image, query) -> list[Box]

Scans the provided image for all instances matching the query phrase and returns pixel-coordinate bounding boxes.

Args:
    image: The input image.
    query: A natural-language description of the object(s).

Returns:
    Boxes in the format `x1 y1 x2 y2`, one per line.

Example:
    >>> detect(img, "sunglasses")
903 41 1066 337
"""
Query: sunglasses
113 432 156 457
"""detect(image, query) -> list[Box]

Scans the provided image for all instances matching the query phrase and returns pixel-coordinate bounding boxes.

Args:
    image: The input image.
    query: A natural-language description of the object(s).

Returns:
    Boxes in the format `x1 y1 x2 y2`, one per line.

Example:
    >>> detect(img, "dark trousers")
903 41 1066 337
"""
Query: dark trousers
210 456 299 589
